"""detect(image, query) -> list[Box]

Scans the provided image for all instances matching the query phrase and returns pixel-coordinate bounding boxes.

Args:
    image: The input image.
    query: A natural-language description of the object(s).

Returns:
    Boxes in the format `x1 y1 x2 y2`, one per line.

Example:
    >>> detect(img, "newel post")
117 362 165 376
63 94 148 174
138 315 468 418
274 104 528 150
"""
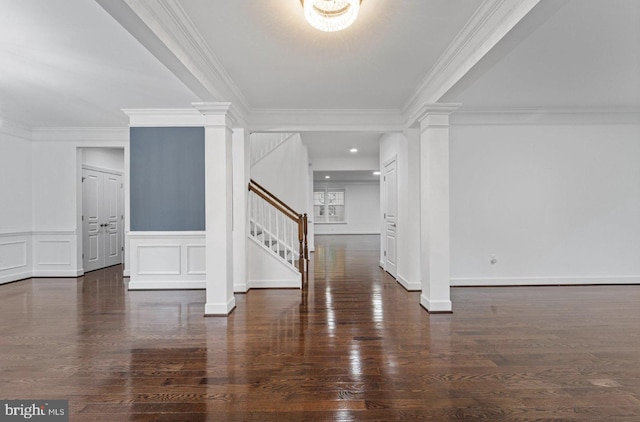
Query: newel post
298 214 305 274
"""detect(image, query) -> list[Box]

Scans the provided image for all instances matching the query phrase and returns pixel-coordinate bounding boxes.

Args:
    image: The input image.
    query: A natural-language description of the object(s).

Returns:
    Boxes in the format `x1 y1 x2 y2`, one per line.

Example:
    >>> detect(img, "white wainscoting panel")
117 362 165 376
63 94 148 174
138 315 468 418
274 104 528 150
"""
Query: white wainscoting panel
137 245 181 275
0 233 32 284
186 245 206 275
128 232 205 290
32 231 81 277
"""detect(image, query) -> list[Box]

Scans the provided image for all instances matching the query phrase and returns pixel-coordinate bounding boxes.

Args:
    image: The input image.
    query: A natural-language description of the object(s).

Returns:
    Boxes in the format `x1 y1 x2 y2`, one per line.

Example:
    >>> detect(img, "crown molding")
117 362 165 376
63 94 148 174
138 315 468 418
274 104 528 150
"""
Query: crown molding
402 0 540 122
451 107 640 126
30 127 129 142
0 116 32 140
247 108 404 132
123 108 203 127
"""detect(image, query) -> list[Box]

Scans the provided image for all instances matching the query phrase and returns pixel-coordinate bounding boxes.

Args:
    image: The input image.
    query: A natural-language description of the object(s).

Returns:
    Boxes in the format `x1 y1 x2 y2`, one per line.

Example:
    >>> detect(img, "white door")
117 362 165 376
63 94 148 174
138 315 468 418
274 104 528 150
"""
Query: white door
83 169 103 272
104 174 122 267
384 157 398 278
82 168 123 272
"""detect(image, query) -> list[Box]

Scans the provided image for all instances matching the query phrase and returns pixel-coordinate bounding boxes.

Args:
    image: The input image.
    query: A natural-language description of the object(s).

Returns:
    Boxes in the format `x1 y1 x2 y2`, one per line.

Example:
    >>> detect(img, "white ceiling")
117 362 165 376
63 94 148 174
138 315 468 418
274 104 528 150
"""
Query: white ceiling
0 0 198 127
179 0 482 110
303 132 380 159
0 0 637 129
442 0 640 109
314 170 381 183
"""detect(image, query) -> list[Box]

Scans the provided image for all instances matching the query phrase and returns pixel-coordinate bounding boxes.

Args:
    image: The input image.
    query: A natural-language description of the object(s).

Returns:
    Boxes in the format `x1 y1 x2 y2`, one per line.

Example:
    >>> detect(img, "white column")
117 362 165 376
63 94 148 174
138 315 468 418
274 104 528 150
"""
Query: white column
232 127 250 293
416 104 459 313
195 102 237 316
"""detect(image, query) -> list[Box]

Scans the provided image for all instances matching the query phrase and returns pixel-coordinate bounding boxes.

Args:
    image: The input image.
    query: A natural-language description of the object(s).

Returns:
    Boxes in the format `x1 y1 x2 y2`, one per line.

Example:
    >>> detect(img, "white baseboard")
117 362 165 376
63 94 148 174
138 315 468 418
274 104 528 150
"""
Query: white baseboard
314 231 381 235
234 283 249 293
32 269 83 277
397 274 421 291
420 294 452 313
0 271 32 285
450 275 640 286
248 279 301 289
128 280 206 290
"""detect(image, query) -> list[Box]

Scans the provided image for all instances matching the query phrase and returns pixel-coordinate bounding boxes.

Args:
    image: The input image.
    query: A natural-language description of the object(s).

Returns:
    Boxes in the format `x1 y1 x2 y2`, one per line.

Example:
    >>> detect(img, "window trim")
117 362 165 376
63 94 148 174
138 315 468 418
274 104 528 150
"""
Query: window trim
313 187 346 224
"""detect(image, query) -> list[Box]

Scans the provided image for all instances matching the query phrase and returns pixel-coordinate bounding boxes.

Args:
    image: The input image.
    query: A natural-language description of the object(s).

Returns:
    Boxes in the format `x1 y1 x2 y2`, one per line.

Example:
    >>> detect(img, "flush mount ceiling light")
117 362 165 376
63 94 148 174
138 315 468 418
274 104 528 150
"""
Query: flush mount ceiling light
349 148 358 153
301 0 362 32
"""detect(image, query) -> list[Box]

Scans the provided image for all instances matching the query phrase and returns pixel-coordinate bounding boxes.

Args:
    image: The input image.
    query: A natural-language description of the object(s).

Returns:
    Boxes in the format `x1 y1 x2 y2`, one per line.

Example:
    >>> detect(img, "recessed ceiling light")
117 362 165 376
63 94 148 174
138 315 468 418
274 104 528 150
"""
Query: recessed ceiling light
349 148 358 153
325 175 331 179
373 171 381 176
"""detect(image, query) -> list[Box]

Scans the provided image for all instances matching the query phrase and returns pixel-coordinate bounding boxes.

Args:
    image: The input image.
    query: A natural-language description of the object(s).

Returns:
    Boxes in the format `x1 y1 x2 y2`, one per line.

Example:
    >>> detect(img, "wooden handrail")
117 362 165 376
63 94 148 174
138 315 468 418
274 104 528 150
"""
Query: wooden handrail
248 183 299 222
249 179 299 217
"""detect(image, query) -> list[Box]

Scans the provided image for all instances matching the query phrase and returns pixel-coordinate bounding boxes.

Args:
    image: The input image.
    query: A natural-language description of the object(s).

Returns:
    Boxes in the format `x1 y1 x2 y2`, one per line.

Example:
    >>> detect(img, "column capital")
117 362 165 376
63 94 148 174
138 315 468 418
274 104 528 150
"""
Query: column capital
408 103 461 129
192 102 242 127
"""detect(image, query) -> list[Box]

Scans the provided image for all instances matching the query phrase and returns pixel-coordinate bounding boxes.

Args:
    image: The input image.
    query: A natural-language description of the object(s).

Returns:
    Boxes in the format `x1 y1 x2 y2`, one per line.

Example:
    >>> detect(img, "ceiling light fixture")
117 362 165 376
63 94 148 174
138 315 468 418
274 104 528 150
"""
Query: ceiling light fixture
373 171 381 176
301 0 362 32
325 175 331 179
349 148 358 153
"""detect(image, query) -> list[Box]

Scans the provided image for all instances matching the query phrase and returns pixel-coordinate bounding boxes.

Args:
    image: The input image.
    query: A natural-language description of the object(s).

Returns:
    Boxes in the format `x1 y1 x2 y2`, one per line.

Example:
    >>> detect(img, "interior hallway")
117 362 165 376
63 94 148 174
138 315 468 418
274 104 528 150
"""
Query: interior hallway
1 235 640 420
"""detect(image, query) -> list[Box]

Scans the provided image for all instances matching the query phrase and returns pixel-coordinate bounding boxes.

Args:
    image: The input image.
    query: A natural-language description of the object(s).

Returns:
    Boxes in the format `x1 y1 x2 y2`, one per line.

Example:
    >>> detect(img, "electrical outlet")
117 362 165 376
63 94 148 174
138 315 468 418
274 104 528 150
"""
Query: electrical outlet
490 255 497 265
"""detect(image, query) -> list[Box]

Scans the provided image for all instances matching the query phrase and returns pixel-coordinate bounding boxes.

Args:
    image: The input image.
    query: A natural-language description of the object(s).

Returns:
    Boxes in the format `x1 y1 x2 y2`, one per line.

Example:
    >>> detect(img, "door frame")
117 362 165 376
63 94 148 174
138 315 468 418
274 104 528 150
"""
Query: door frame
382 155 398 278
76 147 126 275
82 165 124 272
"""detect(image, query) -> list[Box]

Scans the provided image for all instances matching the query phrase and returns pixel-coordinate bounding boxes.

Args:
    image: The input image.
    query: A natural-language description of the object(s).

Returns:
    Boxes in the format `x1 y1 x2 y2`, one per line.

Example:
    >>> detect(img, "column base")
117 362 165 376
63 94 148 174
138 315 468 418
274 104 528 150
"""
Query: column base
420 294 452 313
204 297 236 316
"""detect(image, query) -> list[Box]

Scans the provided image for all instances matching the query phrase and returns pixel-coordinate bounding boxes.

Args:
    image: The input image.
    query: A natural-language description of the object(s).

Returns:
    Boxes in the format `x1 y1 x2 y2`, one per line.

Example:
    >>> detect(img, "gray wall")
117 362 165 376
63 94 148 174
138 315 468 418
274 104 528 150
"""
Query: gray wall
130 127 205 231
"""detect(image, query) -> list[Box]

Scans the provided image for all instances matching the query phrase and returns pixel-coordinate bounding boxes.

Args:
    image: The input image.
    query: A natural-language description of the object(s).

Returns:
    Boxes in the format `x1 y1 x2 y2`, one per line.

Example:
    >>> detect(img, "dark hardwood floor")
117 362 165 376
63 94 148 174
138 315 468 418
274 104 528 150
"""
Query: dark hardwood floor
1 234 640 421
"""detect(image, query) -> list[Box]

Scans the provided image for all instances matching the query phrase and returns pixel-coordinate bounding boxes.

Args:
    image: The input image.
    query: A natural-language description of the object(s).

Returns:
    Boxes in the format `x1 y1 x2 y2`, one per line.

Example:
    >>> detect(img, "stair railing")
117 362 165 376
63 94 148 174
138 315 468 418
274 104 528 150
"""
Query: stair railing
248 179 308 277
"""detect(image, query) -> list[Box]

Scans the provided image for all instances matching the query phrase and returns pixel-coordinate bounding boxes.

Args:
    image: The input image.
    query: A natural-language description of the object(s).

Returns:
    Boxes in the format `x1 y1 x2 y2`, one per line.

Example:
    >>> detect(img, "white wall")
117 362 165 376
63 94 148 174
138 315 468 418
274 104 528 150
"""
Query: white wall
0 130 32 232
314 182 380 235
34 133 127 278
0 128 33 283
251 133 310 213
450 122 640 285
32 142 78 232
82 147 125 172
1 128 128 283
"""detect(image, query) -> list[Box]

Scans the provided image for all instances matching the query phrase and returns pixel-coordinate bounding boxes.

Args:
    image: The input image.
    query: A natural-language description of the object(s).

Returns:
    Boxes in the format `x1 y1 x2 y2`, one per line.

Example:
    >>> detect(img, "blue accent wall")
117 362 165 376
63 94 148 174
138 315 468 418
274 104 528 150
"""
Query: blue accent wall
130 127 205 231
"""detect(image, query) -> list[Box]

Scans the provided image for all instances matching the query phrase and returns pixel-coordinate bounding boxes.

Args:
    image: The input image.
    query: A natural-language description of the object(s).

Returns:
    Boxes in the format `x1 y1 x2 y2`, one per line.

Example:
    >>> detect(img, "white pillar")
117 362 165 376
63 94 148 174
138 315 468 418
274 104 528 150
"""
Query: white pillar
232 127 250 293
416 104 459 313
195 102 237 316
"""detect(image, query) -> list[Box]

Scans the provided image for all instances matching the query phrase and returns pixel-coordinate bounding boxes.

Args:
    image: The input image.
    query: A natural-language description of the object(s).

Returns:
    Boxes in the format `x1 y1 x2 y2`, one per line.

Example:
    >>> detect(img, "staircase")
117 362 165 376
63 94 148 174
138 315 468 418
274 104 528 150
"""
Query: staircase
248 179 308 283
250 133 296 166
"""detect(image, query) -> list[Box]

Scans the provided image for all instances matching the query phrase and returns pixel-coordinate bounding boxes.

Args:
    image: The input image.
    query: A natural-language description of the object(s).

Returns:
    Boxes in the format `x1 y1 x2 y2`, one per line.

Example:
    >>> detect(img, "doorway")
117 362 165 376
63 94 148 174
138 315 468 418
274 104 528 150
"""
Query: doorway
383 156 397 278
80 148 125 273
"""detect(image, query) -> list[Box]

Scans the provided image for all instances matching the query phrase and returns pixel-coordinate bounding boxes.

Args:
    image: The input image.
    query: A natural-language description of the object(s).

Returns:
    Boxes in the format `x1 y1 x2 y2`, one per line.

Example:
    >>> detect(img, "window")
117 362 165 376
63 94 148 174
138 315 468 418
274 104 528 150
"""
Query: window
314 188 345 223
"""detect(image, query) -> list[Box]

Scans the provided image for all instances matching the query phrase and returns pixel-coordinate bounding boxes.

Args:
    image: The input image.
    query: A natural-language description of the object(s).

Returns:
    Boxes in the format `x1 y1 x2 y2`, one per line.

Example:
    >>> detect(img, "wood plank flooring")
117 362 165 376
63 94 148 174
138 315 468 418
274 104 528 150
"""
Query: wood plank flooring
1 234 640 420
